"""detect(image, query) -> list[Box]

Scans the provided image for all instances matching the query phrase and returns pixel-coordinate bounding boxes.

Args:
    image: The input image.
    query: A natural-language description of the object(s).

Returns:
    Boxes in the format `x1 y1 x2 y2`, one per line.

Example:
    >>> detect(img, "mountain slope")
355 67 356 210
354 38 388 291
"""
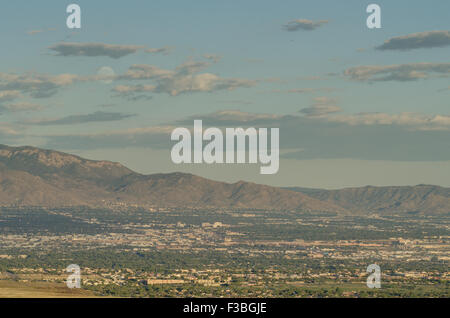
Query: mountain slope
0 144 135 185
0 144 344 212
110 173 345 211
287 185 450 215
1 144 448 214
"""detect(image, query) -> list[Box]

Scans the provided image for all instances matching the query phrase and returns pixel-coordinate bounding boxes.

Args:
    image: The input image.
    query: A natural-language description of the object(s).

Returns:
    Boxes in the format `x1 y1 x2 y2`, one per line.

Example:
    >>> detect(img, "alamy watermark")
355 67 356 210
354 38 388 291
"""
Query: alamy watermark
366 4 381 29
66 4 81 29
66 264 81 289
366 264 381 289
170 120 279 174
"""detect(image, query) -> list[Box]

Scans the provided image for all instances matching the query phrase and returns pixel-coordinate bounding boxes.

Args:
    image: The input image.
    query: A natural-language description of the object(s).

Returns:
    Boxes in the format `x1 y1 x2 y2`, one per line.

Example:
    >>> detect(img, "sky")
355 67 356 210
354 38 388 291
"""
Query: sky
0 0 449 188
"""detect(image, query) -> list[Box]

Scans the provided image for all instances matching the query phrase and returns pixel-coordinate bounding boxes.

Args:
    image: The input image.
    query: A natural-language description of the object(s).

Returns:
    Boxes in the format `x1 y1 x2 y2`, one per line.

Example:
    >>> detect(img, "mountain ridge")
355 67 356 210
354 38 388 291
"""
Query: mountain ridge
286 184 450 215
0 144 448 214
0 144 344 212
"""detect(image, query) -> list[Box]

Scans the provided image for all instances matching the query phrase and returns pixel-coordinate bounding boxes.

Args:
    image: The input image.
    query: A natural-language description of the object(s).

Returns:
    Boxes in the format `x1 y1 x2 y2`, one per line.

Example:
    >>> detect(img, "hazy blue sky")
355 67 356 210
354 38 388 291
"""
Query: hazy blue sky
0 0 449 188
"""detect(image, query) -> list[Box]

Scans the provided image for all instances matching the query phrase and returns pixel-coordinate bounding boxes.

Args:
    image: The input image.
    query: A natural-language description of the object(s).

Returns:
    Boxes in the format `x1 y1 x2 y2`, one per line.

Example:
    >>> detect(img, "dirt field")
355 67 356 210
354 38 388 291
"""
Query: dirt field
0 280 96 298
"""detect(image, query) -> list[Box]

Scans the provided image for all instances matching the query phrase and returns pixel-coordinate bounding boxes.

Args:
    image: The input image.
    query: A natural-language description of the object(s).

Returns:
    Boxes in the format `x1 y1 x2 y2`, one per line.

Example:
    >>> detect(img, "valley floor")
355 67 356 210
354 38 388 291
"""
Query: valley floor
0 207 448 298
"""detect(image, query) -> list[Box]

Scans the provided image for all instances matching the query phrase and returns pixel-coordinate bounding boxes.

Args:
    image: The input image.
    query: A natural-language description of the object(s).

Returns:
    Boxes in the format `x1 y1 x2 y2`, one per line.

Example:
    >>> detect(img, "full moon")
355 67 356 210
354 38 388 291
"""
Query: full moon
97 66 115 84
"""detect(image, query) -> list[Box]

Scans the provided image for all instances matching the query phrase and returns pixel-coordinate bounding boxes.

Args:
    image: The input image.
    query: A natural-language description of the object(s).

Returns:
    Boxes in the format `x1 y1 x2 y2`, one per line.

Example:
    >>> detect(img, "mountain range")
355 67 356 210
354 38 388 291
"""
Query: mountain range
0 144 448 215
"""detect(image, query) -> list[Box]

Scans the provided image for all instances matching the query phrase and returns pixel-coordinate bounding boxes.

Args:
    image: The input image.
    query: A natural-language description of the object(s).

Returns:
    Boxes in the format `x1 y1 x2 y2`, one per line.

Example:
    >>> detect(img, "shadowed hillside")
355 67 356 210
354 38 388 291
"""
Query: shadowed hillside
287 185 450 215
0 144 343 212
1 144 448 214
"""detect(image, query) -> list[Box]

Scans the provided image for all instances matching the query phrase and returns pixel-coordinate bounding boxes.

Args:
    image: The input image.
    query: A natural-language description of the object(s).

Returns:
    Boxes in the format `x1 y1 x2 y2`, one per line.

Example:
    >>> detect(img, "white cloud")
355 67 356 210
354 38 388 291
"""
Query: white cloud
283 19 328 31
344 63 450 82
114 61 256 98
0 72 80 98
43 125 174 150
0 102 43 113
27 111 135 126
0 90 21 102
300 97 341 117
287 88 334 94
328 112 450 131
49 42 144 59
145 46 174 55
376 31 450 51
202 54 222 63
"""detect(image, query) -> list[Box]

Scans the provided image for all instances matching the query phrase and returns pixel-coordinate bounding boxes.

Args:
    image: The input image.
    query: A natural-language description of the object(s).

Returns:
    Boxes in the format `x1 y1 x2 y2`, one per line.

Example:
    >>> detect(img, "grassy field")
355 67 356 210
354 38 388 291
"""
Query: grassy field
284 281 450 297
0 280 96 298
